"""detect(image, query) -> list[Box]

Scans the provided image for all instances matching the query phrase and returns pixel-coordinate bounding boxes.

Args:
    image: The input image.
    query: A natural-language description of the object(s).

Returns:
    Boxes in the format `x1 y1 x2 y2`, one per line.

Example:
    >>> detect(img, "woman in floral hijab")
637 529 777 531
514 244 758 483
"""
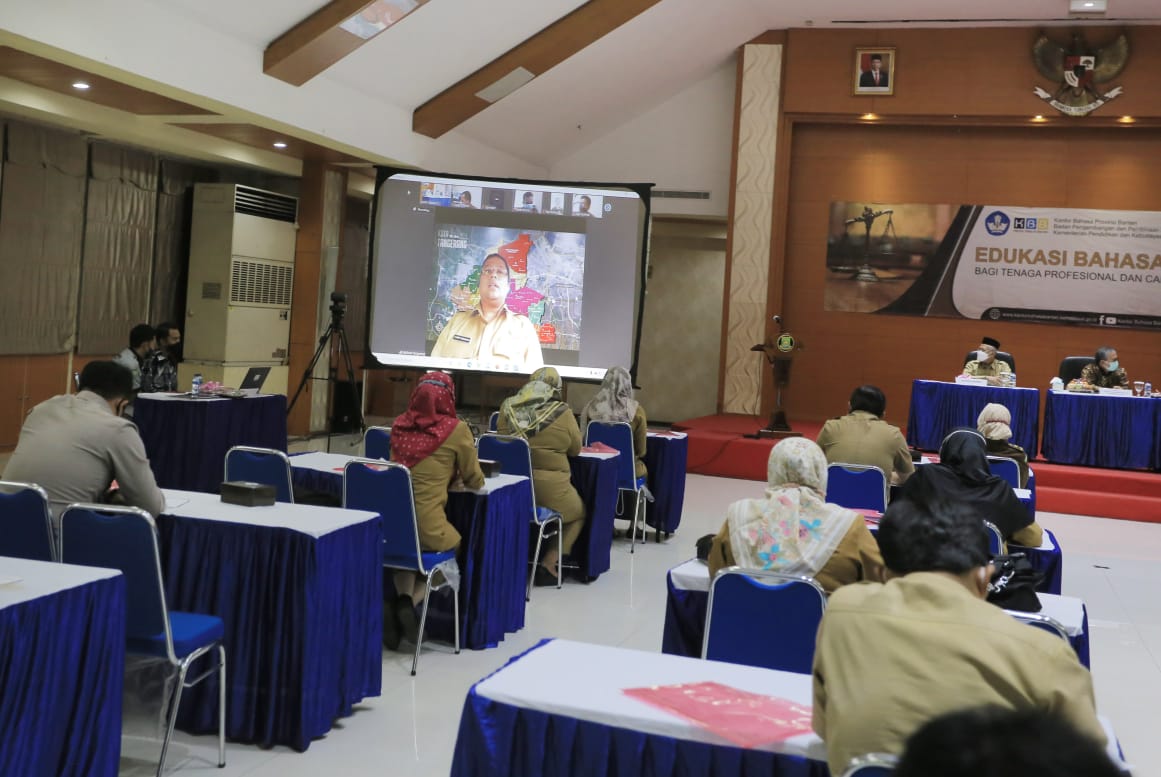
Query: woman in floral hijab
707 437 882 592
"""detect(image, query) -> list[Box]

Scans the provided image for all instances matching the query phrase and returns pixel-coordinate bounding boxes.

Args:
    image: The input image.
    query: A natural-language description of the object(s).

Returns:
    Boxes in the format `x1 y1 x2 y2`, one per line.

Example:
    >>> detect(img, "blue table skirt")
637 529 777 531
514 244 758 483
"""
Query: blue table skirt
645 436 688 535
1041 391 1161 470
136 394 288 493
662 581 1087 667
0 573 125 777
1011 529 1063 596
156 513 383 751
907 380 1040 454
427 479 533 650
451 640 828 777
568 456 619 582
291 461 342 497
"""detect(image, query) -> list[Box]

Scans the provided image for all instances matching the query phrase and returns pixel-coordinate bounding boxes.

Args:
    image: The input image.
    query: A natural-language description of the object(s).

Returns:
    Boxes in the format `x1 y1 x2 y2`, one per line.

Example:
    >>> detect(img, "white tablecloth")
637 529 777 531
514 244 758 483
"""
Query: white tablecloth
0 556 121 609
161 488 377 539
291 450 367 473
476 639 827 760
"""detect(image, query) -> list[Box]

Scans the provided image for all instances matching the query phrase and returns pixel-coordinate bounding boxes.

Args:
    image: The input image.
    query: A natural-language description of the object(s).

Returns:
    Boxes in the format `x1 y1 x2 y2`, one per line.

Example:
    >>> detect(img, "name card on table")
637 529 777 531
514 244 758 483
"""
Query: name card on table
1097 387 1133 396
954 376 989 386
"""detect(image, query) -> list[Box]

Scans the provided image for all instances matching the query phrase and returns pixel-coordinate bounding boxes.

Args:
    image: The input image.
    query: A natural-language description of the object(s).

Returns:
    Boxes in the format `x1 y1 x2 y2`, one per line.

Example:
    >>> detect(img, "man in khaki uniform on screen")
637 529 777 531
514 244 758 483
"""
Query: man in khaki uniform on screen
816 384 913 485
431 253 544 371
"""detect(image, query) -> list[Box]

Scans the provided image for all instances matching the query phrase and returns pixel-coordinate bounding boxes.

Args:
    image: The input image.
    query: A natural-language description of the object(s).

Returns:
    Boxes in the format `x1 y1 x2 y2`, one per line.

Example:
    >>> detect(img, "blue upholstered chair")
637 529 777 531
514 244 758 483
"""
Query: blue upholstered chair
342 459 459 676
488 411 499 433
477 433 563 600
223 445 294 502
984 520 1005 556
702 567 826 674
840 753 898 777
60 504 226 777
1005 609 1070 643
585 421 648 550
363 425 392 460
0 481 55 561
826 463 888 513
986 456 1021 489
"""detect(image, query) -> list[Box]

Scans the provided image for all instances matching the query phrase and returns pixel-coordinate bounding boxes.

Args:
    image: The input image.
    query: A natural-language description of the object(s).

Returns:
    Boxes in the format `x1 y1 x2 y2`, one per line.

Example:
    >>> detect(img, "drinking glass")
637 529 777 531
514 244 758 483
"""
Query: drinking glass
1134 381 1145 397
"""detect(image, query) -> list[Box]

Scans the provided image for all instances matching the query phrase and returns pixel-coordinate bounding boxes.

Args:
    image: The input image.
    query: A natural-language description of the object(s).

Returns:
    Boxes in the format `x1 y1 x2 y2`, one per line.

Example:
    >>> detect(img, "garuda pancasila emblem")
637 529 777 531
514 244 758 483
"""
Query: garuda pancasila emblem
1032 31 1129 117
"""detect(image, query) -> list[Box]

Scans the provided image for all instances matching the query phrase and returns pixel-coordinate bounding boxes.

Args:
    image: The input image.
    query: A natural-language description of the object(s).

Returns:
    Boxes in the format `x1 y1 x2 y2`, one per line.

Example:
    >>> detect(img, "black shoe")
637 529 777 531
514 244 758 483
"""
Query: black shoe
395 595 420 647
533 564 560 588
382 600 401 651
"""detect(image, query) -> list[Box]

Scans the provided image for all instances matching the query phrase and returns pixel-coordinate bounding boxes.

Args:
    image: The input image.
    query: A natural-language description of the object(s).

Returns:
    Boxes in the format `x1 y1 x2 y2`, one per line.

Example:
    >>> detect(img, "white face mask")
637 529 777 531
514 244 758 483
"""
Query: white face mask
977 350 992 363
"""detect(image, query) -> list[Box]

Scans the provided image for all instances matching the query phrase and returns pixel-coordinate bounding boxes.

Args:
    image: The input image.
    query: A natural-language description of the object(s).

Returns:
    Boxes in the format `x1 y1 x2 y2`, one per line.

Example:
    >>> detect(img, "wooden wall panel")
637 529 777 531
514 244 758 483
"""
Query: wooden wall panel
778 123 1161 426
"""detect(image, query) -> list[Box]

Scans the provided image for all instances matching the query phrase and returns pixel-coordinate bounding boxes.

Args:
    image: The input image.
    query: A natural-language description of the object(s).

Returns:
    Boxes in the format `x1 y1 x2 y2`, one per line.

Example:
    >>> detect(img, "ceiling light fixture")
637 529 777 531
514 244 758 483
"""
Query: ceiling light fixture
1117 115 1135 123
860 113 878 120
272 141 288 149
72 81 90 90
1068 0 1107 12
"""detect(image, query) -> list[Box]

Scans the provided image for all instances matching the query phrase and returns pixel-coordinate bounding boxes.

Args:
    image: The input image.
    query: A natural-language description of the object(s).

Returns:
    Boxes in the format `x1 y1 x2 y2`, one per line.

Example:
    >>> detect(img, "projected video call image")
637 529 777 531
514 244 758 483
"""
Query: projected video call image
368 171 647 379
428 226 585 370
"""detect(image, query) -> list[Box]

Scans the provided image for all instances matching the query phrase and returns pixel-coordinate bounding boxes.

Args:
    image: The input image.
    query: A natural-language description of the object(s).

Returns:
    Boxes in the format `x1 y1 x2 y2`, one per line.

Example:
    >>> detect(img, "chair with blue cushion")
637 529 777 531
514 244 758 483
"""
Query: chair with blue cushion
986 456 1021 489
59 504 226 777
488 411 499 432
364 425 392 460
840 753 898 777
702 567 826 674
0 481 55 561
343 459 460 675
984 520 1005 556
1005 609 1070 642
826 463 888 513
224 445 294 502
478 433 563 600
585 421 649 551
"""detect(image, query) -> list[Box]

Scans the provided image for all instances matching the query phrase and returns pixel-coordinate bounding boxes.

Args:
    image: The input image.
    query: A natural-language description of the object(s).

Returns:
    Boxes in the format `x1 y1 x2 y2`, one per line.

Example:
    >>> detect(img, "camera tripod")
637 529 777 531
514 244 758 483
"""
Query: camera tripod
288 292 364 445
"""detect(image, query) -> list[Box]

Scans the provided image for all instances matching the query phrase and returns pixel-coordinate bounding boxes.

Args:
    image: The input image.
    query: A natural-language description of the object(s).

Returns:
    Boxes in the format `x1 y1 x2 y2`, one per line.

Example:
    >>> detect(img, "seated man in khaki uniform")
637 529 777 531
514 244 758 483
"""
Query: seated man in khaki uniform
962 336 1011 385
812 499 1106 775
816 385 913 485
430 253 544 371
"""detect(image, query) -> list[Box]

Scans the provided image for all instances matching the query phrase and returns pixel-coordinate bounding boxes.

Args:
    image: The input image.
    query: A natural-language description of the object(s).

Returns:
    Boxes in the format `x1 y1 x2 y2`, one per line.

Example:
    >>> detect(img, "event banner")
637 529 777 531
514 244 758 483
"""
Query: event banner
824 202 1161 331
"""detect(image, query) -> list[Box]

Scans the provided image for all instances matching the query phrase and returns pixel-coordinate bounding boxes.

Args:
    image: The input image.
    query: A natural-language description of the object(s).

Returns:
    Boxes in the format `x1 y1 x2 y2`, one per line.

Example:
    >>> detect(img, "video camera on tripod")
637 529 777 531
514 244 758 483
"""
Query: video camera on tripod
329 291 347 323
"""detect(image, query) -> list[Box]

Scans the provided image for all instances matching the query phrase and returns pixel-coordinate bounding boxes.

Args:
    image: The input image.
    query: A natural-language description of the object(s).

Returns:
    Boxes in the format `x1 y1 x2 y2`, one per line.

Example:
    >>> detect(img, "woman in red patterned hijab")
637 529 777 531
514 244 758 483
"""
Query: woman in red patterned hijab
390 371 460 467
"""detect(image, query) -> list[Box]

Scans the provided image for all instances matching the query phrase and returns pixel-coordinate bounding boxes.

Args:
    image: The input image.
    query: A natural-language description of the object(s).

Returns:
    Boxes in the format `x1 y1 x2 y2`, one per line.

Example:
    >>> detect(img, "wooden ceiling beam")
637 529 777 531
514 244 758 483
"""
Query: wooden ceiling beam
264 0 430 86
412 0 663 139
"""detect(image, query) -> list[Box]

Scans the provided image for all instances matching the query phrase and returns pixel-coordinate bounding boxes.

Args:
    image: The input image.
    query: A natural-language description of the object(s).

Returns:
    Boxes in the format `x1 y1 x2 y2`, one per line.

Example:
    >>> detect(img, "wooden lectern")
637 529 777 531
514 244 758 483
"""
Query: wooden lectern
750 316 803 440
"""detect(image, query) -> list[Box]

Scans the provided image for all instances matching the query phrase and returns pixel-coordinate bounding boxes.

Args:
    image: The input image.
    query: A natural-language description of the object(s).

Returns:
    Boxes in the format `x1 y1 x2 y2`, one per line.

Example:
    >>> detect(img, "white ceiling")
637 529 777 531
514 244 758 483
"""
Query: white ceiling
9 0 1161 171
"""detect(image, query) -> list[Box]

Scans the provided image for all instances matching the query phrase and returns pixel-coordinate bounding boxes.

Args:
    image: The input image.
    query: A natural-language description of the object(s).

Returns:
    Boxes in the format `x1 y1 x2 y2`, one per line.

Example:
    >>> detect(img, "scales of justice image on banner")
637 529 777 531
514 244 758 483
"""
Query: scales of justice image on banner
824 201 1161 332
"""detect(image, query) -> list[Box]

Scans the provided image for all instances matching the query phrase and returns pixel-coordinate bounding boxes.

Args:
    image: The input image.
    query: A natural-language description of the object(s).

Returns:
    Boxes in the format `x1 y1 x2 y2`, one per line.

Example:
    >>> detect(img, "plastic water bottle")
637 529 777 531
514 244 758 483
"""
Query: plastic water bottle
1008 373 1017 388
191 373 203 395
1147 382 1154 397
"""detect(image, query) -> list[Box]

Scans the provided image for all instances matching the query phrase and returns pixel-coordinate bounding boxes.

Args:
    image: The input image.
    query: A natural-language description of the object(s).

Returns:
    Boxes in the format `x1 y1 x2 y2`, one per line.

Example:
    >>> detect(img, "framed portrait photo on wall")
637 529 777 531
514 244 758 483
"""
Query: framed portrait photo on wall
853 47 895 95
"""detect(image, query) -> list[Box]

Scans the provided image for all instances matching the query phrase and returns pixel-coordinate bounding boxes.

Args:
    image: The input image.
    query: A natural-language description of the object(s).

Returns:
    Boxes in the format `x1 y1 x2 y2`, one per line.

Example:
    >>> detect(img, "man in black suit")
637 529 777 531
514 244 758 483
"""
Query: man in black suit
860 53 889 88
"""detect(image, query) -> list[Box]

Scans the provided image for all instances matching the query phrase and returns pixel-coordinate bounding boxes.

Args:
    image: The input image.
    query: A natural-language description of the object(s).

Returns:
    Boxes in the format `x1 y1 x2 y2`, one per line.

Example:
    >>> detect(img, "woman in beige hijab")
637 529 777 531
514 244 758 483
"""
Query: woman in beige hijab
977 403 1029 489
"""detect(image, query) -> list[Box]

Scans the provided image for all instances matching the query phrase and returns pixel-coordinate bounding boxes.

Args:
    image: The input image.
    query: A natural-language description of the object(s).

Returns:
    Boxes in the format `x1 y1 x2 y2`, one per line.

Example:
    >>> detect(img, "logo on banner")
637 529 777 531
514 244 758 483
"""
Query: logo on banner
1031 32 1128 117
1013 217 1049 232
984 211 1010 236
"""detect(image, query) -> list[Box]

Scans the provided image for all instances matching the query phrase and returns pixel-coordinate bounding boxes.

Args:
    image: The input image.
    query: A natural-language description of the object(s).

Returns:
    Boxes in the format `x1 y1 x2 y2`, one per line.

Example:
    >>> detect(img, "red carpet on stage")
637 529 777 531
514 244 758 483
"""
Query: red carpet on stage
673 414 1161 523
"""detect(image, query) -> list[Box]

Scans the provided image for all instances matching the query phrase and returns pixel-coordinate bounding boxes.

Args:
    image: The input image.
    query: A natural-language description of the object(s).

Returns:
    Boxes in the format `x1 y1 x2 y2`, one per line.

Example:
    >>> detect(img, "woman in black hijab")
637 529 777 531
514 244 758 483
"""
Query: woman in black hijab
897 428 1042 546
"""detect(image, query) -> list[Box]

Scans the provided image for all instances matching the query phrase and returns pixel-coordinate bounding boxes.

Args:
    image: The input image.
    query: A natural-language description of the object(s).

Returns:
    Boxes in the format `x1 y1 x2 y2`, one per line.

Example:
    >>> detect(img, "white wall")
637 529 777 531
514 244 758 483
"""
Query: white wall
549 58 737 219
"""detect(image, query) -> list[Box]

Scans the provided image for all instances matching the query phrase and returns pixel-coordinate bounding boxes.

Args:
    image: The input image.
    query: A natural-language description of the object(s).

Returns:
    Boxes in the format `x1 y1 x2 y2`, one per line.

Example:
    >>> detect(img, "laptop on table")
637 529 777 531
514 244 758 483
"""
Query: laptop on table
239 367 271 396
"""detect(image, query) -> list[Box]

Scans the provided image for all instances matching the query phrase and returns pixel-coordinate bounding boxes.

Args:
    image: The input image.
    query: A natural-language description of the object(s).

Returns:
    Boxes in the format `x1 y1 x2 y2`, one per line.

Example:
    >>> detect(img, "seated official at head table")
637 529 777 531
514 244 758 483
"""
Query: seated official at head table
977 403 1029 489
706 437 883 590
816 384 913 485
498 366 584 587
386 370 484 651
961 336 1011 386
1075 345 1130 390
579 366 648 479
2 361 164 527
430 253 544 370
112 322 158 393
896 427 1041 546
811 499 1106 774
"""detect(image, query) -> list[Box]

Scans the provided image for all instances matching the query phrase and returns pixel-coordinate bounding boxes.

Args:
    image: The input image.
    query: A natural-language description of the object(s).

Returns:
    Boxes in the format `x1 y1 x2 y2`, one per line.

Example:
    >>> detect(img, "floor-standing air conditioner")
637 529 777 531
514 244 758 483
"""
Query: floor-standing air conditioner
179 184 298 395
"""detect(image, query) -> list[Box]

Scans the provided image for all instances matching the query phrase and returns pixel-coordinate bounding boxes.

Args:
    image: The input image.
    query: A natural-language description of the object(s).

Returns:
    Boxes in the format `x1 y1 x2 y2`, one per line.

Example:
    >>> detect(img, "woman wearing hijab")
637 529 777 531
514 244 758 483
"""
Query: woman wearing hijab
977 403 1029 489
580 366 648 478
498 366 585 586
707 437 883 592
387 371 484 648
897 428 1041 546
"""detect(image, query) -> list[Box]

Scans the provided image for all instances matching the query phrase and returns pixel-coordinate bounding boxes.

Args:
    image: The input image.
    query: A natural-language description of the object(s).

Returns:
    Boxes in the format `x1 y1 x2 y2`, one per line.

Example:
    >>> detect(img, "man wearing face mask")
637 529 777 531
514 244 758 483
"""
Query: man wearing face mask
1078 345 1129 389
2 361 164 534
811 499 1105 774
961 336 1011 386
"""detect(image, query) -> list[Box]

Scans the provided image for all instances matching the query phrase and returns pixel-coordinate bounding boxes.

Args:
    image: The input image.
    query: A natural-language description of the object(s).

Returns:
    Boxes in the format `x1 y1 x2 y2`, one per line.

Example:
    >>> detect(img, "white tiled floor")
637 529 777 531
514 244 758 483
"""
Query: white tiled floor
126 470 1161 776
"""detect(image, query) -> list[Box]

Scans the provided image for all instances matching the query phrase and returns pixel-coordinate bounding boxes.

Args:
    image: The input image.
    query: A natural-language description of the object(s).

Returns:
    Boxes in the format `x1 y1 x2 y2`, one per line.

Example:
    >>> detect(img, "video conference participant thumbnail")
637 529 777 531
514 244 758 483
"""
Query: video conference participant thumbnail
430 253 544 370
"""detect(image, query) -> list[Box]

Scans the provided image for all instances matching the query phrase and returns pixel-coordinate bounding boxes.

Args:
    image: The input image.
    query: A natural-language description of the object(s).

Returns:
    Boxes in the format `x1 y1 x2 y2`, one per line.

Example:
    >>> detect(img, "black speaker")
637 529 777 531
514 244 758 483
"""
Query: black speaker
331 380 363 433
